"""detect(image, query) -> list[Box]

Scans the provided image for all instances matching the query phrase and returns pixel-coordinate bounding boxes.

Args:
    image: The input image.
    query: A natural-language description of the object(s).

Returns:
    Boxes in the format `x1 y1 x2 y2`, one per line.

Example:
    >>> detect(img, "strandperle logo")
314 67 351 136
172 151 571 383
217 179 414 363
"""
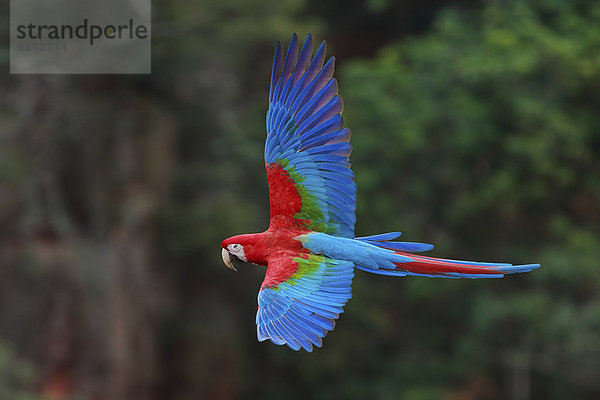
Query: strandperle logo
15 18 148 46
10 0 151 74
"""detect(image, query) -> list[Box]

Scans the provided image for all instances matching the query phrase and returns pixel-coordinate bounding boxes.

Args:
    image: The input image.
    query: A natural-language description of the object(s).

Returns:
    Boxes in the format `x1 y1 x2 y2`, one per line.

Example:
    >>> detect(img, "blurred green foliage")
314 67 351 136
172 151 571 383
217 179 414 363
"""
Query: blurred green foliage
0 341 39 400
0 0 599 399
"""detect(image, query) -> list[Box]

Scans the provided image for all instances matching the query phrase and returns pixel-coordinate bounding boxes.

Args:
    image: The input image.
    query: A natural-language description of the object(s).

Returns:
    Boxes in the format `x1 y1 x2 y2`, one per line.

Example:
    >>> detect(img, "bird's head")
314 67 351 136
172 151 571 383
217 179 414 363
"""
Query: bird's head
221 236 250 271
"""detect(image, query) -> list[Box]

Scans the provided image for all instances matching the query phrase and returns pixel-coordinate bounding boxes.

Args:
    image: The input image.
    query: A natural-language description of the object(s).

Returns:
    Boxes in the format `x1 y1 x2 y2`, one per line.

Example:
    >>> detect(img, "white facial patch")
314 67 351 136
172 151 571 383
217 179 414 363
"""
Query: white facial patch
227 243 247 262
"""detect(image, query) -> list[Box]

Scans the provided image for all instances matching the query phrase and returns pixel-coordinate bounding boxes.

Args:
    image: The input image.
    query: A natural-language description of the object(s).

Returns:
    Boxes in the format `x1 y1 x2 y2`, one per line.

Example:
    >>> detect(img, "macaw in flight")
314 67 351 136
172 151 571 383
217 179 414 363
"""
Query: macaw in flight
221 34 540 352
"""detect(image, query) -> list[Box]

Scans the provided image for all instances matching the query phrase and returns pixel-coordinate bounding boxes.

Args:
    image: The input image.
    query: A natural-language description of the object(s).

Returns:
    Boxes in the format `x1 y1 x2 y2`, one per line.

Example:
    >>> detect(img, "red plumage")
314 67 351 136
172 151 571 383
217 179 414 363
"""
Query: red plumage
221 227 310 287
265 162 305 230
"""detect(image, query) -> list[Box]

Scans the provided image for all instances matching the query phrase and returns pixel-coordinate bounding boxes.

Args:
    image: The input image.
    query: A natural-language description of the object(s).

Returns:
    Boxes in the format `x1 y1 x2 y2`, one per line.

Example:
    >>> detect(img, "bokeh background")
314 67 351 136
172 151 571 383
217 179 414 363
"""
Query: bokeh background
1 0 600 399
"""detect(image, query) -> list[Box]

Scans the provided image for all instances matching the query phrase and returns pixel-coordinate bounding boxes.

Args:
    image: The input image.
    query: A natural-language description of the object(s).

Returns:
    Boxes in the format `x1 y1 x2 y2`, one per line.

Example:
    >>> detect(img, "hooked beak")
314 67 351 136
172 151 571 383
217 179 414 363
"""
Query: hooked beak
221 248 237 271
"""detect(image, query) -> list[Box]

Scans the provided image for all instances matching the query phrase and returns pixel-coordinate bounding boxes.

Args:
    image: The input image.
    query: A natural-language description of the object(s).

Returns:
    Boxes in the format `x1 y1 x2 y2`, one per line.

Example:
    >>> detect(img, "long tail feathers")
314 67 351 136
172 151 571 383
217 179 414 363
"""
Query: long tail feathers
356 232 540 279
356 231 434 252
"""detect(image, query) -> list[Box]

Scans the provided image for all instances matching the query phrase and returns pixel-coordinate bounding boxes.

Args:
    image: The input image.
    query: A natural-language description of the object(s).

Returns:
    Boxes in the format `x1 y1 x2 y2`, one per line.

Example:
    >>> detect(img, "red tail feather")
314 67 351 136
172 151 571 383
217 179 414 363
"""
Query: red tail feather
392 252 539 277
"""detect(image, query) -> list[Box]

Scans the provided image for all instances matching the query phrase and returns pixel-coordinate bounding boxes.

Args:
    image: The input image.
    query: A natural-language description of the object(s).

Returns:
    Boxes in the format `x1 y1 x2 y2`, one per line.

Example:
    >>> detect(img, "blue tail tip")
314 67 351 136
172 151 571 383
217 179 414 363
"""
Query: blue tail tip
503 263 541 274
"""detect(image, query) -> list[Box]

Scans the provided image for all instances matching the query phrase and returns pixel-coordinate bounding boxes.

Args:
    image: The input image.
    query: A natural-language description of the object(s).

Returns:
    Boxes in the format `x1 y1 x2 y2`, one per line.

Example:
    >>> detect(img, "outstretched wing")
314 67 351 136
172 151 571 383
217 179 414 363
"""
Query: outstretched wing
265 34 356 238
256 251 354 352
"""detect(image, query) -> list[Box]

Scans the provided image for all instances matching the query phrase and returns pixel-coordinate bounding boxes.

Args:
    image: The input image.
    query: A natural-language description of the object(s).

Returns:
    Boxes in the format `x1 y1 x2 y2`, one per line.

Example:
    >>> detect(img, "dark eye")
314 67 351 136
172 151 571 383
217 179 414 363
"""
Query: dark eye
232 244 239 249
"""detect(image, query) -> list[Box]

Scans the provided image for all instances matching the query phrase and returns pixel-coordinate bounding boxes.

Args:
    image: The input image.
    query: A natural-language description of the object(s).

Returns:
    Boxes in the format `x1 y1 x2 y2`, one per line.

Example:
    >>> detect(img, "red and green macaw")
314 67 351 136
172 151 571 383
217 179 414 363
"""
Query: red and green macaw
221 34 540 352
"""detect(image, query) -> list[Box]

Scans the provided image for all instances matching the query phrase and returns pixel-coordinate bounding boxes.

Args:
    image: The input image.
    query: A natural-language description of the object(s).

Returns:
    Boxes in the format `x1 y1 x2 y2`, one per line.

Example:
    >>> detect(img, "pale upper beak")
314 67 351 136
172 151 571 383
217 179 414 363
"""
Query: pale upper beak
221 248 237 271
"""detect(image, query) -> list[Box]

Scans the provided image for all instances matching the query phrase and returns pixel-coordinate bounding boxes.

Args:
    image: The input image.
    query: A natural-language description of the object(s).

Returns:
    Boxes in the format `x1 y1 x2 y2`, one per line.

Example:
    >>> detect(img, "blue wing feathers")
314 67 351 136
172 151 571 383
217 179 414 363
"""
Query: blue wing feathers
356 232 402 241
301 115 344 142
324 195 354 213
287 308 327 335
321 171 356 189
295 80 337 125
271 104 286 134
324 178 356 197
301 128 351 150
269 42 283 103
311 57 336 93
257 253 354 352
305 141 351 156
282 325 312 352
281 34 299 86
292 300 340 320
280 119 296 142
302 41 327 87
321 188 353 210
289 65 323 115
288 40 326 115
296 56 334 106
314 157 352 170
291 35 313 86
326 205 355 227
266 38 356 237
293 68 335 129
285 73 308 108
362 240 435 252
257 325 269 341
297 95 343 133
279 79 295 110
286 321 321 348
265 35 356 241
265 324 287 345
271 78 283 113
273 320 302 350
297 78 337 117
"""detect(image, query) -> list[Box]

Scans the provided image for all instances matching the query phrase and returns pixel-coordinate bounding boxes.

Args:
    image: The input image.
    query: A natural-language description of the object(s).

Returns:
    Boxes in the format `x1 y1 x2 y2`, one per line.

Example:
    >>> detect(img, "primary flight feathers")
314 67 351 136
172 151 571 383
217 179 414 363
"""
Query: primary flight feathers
220 33 540 352
265 33 356 239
